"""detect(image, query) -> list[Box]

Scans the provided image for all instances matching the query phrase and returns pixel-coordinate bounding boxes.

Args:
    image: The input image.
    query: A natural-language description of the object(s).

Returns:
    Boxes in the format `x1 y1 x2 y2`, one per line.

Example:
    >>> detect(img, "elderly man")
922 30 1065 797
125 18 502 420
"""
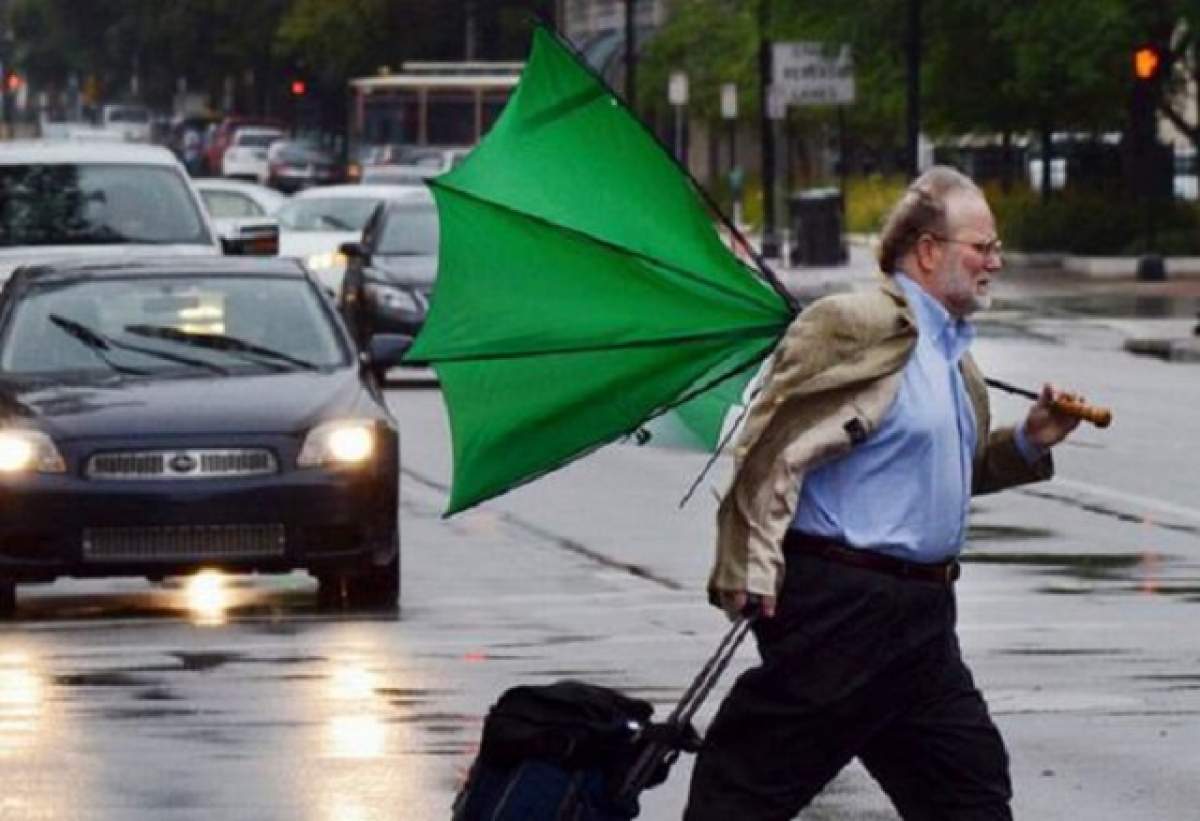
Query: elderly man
683 166 1080 820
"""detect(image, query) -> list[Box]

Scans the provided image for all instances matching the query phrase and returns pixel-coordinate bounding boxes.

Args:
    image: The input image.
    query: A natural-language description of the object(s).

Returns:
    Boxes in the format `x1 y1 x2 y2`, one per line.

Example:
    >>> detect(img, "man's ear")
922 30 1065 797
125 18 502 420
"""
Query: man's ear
914 234 939 274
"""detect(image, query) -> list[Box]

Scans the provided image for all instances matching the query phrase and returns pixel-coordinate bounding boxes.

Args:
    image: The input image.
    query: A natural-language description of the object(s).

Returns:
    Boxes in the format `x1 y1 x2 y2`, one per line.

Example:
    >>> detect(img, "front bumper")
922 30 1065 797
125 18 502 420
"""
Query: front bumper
0 431 398 583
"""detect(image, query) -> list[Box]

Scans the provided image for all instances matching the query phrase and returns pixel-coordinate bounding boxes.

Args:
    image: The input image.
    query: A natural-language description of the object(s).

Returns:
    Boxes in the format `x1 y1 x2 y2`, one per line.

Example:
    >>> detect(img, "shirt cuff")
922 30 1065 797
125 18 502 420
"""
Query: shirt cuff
1014 423 1048 465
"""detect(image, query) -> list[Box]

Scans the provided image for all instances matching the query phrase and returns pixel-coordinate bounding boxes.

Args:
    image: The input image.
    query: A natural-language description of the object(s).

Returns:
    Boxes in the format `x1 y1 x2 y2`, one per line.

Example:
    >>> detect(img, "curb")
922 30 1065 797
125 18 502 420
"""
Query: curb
1124 337 1200 362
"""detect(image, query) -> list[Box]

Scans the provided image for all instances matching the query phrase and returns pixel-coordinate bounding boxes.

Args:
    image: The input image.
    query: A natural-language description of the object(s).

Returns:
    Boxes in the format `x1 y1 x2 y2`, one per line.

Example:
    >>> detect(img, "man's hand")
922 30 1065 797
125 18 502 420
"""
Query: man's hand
718 590 777 620
1023 382 1082 448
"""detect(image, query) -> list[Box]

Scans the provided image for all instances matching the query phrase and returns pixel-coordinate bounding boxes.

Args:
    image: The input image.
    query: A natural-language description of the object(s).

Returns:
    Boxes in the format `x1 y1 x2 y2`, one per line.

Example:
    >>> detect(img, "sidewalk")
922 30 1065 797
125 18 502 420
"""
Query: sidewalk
746 234 1200 363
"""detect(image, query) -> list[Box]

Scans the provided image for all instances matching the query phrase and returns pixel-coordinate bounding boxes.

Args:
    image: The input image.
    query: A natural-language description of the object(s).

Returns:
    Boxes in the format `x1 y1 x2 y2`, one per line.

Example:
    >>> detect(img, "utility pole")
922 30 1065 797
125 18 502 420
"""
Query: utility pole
905 0 921 178
465 1 478 61
759 0 778 257
624 0 636 107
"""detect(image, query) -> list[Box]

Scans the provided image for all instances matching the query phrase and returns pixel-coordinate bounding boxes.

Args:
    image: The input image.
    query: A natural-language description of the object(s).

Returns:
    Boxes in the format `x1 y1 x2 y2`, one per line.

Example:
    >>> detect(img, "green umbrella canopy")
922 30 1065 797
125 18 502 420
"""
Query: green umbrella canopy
407 26 794 514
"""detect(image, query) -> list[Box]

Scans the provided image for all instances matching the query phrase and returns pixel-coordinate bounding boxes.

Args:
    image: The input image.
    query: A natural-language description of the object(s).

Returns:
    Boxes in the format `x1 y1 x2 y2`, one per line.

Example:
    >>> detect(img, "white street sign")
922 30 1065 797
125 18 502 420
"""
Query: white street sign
720 83 738 120
772 42 855 106
668 71 689 106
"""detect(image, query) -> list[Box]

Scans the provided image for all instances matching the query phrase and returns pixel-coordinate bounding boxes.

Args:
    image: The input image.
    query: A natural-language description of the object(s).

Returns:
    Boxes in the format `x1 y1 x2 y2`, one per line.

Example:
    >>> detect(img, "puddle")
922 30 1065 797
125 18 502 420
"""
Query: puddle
491 634 603 649
961 551 1146 581
54 671 150 688
967 524 1055 541
101 706 202 721
171 651 241 672
998 647 1130 657
1028 293 1200 319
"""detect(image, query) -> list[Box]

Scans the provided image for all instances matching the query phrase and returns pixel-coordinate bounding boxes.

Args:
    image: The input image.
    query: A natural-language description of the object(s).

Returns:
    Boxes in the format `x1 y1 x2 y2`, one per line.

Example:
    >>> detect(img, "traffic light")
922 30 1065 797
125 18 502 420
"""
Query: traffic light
1133 44 1162 82
290 78 307 97
4 72 21 93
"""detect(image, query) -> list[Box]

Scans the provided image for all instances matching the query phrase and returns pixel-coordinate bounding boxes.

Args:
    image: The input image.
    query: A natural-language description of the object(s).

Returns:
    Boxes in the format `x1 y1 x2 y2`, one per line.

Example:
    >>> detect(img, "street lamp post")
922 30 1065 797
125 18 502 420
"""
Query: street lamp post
668 70 688 165
721 82 741 225
625 0 637 107
758 0 778 257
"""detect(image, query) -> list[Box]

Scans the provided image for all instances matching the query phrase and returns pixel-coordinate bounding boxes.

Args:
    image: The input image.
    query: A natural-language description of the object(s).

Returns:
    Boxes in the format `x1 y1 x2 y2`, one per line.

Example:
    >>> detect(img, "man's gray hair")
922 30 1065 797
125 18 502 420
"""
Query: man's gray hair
877 166 981 274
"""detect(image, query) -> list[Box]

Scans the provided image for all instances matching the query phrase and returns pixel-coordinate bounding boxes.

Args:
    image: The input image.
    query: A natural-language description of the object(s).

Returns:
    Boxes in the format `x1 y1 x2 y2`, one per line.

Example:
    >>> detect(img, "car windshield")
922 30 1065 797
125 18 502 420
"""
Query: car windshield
377 204 440 257
0 275 346 378
361 167 432 185
0 163 212 247
237 131 282 148
277 197 381 231
275 144 330 164
106 107 149 124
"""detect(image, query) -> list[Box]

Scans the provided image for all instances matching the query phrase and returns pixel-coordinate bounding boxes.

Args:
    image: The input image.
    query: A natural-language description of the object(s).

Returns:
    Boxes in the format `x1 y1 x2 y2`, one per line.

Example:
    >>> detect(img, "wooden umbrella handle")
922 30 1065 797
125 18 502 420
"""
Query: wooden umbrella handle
1052 395 1112 428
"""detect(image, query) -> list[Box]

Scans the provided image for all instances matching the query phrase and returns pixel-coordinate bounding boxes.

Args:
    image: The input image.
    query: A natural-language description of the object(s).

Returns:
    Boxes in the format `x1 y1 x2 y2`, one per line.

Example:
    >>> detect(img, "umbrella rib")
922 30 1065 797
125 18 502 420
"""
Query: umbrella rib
428 178 789 317
415 321 787 364
441 332 784 517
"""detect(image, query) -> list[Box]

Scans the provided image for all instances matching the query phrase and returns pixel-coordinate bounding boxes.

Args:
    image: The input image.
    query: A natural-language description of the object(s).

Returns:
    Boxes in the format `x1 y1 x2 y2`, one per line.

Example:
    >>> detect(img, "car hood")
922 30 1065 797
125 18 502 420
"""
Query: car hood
369 254 438 288
0 368 383 441
0 244 220 281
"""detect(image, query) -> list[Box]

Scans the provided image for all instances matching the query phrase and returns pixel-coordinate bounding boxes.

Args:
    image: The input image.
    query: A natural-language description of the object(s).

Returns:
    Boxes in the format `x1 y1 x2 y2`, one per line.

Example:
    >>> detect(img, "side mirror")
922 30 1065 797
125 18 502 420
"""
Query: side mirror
364 333 414 379
221 219 280 256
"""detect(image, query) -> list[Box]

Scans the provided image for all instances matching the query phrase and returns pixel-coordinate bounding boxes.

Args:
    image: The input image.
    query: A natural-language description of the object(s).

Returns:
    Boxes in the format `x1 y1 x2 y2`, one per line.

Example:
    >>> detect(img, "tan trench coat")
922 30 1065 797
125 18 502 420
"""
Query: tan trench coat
707 275 1053 606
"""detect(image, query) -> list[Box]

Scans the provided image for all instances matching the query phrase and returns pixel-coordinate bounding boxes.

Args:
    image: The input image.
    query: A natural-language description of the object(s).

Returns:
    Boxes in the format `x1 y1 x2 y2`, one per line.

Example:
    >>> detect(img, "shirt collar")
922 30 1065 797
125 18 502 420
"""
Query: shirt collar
893 273 975 362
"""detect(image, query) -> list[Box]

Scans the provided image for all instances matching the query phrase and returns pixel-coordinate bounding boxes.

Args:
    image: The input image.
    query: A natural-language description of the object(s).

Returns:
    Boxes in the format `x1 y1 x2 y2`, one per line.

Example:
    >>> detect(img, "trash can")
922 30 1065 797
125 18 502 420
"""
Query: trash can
788 188 848 266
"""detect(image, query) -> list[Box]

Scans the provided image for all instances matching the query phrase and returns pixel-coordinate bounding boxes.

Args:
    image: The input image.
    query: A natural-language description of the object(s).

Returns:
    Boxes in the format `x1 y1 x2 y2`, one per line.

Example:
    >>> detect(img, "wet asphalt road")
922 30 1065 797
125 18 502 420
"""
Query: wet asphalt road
2 274 1199 820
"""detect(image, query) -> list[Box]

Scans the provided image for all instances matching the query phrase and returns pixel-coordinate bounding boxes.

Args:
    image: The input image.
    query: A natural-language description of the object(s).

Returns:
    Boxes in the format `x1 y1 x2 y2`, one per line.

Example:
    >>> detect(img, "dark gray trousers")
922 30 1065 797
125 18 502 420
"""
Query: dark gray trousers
683 551 1012 821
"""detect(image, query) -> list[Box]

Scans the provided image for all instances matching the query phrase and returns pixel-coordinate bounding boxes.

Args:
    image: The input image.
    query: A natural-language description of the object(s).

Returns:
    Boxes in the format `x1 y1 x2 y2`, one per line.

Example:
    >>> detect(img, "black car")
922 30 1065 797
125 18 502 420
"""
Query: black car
0 256 411 617
266 140 343 193
339 198 439 349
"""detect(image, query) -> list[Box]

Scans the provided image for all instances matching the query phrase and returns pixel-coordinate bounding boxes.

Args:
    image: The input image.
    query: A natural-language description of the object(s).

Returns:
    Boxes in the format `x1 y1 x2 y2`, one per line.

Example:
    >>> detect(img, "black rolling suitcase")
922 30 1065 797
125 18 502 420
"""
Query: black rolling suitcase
452 614 755 820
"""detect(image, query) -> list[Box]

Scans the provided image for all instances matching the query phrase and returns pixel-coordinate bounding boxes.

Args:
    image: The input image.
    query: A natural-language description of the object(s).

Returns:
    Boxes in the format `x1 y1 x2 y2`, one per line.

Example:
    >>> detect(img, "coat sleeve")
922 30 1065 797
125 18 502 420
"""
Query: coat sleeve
972 426 1053 495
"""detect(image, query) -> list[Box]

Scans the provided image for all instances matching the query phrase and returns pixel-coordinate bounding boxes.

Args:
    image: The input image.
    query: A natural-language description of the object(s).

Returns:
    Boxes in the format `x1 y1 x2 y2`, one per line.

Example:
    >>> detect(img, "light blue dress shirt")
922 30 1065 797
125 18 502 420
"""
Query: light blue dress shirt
791 274 986 563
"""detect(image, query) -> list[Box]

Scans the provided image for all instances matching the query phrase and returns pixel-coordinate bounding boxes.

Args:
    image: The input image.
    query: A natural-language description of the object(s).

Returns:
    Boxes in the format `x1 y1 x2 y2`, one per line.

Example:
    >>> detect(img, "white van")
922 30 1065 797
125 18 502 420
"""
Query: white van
101 104 152 143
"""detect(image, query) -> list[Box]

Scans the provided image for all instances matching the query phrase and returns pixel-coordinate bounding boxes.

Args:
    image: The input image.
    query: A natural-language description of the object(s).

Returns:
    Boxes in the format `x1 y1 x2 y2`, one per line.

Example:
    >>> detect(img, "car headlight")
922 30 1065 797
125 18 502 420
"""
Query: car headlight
363 282 424 313
307 251 348 272
0 429 66 474
297 420 376 468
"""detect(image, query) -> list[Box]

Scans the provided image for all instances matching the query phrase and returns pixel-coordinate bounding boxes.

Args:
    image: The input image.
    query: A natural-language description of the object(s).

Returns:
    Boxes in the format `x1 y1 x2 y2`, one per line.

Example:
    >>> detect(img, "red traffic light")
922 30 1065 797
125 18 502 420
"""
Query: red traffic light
290 79 307 96
4 72 21 93
1134 46 1161 80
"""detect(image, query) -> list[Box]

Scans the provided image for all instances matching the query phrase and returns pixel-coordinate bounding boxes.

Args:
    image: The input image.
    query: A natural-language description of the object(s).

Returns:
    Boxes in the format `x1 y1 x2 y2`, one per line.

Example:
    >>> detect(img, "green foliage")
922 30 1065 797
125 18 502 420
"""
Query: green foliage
637 0 758 121
844 174 906 234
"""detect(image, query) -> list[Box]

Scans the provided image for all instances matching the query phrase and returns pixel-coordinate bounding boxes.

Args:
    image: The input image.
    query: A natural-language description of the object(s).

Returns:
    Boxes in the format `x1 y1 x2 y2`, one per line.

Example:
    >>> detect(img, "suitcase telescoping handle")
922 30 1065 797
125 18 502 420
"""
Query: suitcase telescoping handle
617 600 760 802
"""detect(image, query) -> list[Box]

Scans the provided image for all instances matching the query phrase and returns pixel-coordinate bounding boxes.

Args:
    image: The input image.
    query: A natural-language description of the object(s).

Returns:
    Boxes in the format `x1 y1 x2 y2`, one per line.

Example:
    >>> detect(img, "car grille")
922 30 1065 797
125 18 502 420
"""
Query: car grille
86 449 278 480
82 524 286 562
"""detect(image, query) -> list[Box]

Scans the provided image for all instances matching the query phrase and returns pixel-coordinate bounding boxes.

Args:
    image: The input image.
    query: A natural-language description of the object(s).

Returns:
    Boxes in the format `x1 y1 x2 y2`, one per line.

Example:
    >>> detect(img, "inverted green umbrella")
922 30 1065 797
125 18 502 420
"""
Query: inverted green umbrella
407 26 795 515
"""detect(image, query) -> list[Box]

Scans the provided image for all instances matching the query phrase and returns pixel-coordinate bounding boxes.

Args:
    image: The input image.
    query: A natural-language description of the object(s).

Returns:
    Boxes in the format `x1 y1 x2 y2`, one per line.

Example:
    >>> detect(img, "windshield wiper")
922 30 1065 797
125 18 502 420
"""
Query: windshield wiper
48 314 148 375
123 325 318 371
48 314 228 375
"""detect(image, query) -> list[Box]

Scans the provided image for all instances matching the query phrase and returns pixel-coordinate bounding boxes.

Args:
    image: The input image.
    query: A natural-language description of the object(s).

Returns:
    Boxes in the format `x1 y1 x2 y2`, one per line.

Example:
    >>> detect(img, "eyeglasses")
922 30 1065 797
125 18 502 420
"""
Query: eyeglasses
928 234 1003 258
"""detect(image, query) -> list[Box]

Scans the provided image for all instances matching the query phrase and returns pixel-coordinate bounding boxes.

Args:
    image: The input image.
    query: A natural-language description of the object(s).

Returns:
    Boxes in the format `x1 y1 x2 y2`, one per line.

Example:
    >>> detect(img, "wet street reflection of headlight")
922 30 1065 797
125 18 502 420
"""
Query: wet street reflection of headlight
185 569 230 625
0 652 44 757
327 713 387 759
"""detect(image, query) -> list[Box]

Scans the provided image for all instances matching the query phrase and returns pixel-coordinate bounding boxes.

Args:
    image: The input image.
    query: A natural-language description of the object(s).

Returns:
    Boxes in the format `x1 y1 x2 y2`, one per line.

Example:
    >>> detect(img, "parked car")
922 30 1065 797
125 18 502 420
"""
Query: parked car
0 255 410 617
194 178 288 256
339 198 440 349
205 116 286 179
100 103 152 143
358 145 470 186
195 177 288 220
221 126 285 181
0 141 274 280
266 140 343 193
277 184 431 293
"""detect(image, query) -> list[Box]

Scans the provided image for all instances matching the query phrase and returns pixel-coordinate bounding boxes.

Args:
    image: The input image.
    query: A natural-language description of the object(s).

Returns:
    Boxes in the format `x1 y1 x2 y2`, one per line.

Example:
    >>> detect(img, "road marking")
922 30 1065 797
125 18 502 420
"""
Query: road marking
1050 477 1200 525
